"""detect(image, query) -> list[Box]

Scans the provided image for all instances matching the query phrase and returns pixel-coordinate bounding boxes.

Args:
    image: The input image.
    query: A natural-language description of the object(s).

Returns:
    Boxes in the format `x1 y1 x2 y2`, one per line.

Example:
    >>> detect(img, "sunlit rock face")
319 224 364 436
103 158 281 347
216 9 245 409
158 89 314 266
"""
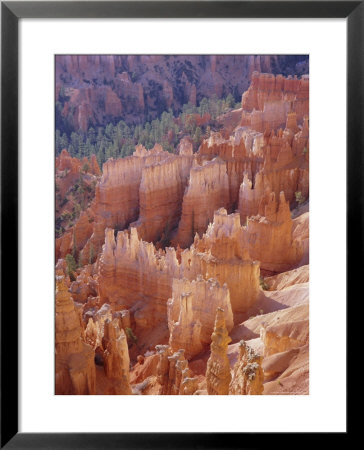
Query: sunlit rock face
206 308 232 395
174 157 230 248
55 276 96 395
155 346 198 395
241 191 304 273
132 154 194 243
229 340 264 395
167 276 234 359
102 319 132 394
94 145 170 231
189 208 260 315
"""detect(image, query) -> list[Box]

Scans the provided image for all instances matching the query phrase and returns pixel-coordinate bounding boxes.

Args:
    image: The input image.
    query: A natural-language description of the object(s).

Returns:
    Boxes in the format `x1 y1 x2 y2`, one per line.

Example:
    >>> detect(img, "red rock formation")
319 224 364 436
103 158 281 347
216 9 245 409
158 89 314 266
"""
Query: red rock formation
132 154 193 243
155 346 198 395
61 86 122 132
229 340 264 395
238 172 267 224
238 166 309 223
55 61 310 395
97 211 260 332
174 157 230 248
241 72 309 133
102 319 132 394
188 208 260 315
84 303 113 352
69 264 98 303
242 191 303 273
177 137 194 156
56 56 308 130
114 72 145 114
55 151 101 262
55 230 73 263
56 149 82 197
206 308 232 395
94 145 170 230
198 132 263 210
97 228 180 333
55 258 71 286
73 212 94 255
55 276 96 395
167 276 234 359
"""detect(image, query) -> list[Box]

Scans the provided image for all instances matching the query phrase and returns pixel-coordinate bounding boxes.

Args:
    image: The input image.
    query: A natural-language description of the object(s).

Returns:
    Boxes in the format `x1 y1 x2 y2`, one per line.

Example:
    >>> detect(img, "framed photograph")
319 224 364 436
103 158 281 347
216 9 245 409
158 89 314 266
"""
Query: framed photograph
1 1 356 447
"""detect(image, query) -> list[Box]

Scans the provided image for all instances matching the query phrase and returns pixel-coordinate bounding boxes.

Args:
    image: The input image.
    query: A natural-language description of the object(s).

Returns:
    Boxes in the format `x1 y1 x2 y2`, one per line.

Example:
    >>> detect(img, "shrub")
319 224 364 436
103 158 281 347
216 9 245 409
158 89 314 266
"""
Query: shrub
259 276 269 291
295 191 305 205
125 327 138 344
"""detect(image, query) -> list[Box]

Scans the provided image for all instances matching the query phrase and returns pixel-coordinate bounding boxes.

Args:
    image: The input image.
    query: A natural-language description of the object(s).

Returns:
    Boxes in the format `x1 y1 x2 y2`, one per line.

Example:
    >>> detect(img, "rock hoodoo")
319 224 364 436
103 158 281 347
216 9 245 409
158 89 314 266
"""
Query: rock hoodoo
229 340 264 395
206 308 232 395
55 276 96 395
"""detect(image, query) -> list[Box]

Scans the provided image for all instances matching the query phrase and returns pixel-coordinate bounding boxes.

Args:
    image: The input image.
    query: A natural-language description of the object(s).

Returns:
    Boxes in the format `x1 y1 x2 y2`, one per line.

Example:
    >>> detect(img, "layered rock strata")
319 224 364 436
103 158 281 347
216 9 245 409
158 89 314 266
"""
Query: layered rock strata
132 154 193 243
94 145 170 230
174 157 230 248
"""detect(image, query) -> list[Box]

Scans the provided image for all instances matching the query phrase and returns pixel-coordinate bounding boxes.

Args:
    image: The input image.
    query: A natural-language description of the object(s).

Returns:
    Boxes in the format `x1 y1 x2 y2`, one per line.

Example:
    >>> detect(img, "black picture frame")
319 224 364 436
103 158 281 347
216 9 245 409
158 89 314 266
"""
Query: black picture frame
1 1 357 448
